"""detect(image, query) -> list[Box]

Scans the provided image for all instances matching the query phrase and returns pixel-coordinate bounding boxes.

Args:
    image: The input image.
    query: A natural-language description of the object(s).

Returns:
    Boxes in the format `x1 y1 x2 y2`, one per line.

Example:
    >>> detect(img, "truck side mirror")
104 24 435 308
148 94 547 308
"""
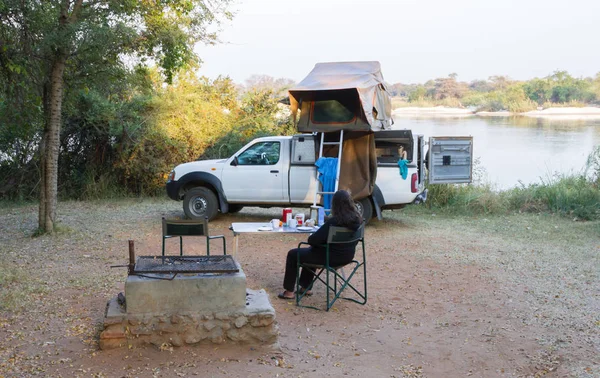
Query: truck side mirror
231 156 238 166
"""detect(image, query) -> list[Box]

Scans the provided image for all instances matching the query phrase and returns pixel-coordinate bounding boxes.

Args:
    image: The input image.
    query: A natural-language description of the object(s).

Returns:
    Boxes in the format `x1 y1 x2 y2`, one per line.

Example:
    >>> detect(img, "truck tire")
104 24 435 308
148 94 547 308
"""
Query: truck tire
356 197 373 223
228 204 244 213
183 187 218 221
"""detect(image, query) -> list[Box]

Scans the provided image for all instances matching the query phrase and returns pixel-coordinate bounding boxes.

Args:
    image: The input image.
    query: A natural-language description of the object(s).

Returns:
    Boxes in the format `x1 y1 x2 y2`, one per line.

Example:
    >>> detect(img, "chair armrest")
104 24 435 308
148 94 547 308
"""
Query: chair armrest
297 241 311 248
208 235 225 239
208 235 227 255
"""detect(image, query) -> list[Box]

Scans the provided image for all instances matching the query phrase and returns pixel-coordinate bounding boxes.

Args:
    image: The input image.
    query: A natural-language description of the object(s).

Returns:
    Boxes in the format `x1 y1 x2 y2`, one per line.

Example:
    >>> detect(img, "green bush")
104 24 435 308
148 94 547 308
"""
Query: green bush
114 80 295 195
461 92 487 108
426 175 600 221
472 85 537 112
426 183 510 215
534 176 599 220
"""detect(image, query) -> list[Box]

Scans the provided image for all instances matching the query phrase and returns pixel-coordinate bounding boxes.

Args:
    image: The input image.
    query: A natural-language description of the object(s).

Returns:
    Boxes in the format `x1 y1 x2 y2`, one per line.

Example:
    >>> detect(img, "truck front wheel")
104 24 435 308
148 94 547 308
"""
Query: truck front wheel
356 197 373 223
183 187 219 221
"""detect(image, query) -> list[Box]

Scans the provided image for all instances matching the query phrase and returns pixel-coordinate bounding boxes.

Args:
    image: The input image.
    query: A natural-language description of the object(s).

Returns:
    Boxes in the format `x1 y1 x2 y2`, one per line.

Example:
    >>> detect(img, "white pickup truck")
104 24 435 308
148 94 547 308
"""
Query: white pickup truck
166 131 473 222
167 61 473 221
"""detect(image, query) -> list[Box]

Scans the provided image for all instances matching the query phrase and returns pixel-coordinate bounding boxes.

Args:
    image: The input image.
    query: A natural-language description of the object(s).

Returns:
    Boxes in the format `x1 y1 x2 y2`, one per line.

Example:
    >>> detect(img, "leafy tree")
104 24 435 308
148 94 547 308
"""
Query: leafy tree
407 85 426 102
0 0 231 232
502 84 536 112
432 74 466 100
244 75 295 98
546 71 594 103
523 78 551 105
488 76 511 91
390 83 419 98
201 88 295 161
469 79 493 93
593 73 600 103
117 73 238 194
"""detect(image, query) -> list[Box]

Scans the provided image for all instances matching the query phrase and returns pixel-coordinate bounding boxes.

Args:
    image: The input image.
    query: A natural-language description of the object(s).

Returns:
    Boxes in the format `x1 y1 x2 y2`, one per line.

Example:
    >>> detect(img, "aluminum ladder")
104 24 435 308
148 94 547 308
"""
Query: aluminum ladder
312 130 344 213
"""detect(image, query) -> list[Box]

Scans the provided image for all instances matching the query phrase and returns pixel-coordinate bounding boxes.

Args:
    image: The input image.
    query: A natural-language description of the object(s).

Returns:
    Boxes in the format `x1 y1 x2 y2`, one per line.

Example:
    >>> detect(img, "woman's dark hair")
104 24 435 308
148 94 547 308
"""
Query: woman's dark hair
330 190 362 226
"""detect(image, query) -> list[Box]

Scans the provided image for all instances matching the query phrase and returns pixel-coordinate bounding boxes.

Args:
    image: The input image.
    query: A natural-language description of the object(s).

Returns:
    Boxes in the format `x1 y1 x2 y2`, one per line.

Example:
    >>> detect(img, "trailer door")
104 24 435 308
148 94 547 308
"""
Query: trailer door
428 136 473 184
417 135 425 186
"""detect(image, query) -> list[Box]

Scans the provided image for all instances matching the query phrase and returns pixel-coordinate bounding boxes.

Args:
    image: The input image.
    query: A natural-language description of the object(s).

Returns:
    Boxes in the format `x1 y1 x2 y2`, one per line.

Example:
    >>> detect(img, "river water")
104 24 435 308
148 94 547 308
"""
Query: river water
393 116 600 189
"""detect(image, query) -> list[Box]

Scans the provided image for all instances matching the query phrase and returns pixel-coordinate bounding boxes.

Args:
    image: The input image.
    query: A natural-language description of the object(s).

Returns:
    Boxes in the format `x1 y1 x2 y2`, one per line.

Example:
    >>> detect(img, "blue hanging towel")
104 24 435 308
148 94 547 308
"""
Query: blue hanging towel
398 159 408 180
315 157 338 212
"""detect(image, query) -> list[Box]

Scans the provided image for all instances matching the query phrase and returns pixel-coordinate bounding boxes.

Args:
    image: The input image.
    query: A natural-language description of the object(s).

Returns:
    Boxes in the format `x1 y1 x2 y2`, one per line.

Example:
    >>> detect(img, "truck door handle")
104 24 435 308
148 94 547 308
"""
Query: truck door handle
270 170 279 173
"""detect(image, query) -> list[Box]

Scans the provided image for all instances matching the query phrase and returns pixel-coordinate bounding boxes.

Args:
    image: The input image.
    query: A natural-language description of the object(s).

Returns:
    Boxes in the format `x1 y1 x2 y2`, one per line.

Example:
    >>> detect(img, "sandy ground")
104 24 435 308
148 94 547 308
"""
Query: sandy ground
0 199 599 377
392 106 600 120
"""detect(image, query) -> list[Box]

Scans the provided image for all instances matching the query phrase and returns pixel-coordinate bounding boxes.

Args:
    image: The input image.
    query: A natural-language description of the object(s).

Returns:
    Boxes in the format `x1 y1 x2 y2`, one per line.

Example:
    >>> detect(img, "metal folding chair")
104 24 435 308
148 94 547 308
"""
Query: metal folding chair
296 224 367 311
161 217 226 256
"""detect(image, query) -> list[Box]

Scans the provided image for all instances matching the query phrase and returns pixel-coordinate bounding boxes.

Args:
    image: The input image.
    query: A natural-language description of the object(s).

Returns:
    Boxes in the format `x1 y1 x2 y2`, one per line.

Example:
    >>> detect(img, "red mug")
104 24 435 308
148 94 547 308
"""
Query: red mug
282 208 292 223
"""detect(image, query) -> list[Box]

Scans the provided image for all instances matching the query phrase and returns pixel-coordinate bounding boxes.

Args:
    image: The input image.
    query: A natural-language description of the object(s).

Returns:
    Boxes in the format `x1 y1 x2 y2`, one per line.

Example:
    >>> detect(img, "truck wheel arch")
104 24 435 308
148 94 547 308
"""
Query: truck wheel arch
177 172 230 214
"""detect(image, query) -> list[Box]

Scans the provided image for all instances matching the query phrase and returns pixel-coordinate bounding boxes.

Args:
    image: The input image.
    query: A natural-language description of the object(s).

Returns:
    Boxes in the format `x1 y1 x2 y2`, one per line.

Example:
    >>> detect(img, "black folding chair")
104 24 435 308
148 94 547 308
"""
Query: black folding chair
161 217 226 256
296 224 367 311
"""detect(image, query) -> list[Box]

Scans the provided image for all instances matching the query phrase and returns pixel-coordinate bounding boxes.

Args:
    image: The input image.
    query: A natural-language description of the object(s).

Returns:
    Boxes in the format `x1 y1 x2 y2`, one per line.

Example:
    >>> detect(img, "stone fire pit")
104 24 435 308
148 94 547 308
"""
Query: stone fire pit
100 257 278 350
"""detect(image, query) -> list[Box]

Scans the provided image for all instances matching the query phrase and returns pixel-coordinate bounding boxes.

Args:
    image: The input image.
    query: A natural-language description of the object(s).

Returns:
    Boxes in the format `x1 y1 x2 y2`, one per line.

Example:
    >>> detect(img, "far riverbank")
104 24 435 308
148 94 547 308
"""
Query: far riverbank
393 106 600 120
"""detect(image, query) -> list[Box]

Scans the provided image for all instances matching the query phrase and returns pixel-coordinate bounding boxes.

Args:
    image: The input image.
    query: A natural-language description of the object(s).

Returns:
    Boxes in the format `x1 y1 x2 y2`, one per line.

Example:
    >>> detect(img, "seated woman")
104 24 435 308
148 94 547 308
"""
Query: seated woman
278 190 363 299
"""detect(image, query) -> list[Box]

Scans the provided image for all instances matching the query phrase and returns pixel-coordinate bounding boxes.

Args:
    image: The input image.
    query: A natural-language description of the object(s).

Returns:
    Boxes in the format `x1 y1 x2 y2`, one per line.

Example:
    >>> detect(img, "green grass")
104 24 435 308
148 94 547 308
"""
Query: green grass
423 174 600 221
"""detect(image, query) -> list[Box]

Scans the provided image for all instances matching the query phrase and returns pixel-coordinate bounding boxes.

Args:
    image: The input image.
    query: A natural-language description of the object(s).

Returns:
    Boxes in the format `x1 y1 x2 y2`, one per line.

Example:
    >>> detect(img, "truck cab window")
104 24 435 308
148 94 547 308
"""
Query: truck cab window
237 142 280 165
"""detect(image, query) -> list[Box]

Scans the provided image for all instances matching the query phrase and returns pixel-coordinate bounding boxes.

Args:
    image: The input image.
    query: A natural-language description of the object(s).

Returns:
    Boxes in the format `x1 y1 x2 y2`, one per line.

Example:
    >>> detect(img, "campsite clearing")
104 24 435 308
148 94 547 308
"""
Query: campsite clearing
0 199 598 377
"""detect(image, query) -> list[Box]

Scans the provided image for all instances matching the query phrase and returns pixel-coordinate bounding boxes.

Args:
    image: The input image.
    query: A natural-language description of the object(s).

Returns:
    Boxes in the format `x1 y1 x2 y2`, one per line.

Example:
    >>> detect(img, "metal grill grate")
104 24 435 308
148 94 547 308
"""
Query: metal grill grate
134 255 239 274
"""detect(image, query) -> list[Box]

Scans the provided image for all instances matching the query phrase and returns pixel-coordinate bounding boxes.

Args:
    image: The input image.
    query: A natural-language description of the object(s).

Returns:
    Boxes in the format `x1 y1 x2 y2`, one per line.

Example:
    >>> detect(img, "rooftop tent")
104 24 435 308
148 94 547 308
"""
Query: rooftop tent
288 61 393 132
288 62 394 203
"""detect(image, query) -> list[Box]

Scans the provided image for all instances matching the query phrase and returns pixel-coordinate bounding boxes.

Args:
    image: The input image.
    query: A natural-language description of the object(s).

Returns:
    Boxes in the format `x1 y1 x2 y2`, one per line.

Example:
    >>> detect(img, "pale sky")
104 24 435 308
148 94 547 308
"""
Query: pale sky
196 0 600 84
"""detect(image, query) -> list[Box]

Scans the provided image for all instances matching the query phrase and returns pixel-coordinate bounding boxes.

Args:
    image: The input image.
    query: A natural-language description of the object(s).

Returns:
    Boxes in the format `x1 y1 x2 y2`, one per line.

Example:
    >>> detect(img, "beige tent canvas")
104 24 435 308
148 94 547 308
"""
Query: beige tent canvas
288 61 393 200
288 61 393 132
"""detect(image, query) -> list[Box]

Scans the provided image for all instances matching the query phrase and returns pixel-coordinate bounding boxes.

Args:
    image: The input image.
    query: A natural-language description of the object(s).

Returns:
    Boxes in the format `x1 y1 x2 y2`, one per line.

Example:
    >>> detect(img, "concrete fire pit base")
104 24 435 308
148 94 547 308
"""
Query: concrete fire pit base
100 289 278 350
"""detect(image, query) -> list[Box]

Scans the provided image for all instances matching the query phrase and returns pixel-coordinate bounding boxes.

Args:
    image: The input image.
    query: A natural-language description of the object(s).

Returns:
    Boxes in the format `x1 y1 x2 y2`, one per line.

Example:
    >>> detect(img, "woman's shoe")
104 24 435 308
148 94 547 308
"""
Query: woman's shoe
277 291 295 300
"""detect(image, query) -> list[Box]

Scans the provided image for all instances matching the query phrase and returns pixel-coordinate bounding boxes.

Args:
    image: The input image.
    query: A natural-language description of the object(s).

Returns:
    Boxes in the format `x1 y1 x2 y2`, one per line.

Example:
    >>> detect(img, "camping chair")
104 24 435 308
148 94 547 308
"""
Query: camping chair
161 217 226 257
295 224 367 311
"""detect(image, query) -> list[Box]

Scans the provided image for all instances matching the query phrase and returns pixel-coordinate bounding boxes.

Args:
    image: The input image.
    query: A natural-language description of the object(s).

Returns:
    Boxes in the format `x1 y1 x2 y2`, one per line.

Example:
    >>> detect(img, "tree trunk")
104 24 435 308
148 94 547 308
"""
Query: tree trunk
37 0 83 233
38 131 46 228
39 57 67 232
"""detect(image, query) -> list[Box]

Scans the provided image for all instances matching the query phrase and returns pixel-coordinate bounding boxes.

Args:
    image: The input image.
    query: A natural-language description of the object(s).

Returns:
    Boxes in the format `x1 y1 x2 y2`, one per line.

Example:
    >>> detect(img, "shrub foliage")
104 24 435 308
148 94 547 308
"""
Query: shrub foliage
0 70 294 199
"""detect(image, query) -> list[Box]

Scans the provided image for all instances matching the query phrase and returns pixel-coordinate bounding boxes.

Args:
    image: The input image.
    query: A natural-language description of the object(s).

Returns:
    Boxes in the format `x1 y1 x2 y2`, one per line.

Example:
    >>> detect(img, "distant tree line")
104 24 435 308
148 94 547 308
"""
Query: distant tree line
390 71 600 112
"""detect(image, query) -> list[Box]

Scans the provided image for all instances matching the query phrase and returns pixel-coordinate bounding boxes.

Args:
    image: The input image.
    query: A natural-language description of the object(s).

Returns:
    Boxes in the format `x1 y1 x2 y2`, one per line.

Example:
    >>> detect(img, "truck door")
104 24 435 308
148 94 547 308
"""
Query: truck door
221 140 286 202
289 135 318 203
417 134 425 187
428 136 473 184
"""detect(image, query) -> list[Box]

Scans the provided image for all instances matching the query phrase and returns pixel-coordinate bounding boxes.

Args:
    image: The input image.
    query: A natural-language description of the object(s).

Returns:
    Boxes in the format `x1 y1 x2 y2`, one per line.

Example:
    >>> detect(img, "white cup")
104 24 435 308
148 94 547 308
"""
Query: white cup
271 219 280 229
288 219 298 228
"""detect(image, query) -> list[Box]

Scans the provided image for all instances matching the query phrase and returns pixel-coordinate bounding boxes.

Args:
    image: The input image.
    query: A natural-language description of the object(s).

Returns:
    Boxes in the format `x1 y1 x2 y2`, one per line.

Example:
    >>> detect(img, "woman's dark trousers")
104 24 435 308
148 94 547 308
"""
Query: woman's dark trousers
283 247 351 292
